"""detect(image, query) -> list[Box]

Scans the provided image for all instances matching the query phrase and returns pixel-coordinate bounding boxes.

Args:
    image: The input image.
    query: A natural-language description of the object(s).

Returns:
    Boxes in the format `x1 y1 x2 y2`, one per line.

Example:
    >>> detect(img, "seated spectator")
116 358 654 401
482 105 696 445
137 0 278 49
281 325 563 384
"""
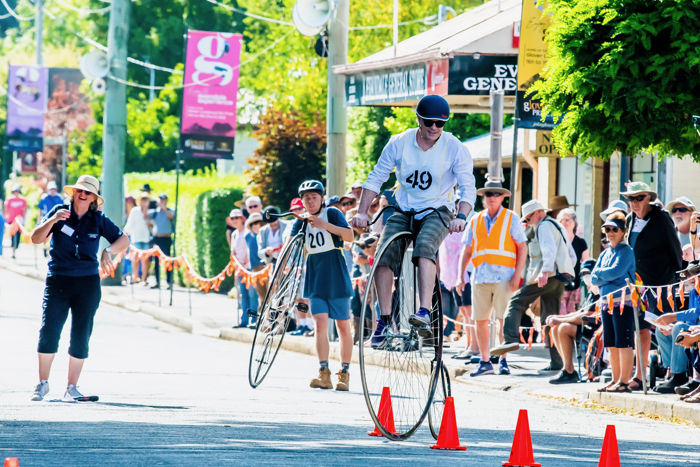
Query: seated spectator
591 213 636 393
652 289 699 393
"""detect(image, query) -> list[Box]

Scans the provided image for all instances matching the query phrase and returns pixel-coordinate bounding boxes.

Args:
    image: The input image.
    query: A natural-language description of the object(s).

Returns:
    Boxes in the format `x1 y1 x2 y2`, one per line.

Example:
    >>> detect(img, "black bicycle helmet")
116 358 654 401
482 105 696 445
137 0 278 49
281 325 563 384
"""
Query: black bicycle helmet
416 94 450 121
298 179 325 197
581 258 597 275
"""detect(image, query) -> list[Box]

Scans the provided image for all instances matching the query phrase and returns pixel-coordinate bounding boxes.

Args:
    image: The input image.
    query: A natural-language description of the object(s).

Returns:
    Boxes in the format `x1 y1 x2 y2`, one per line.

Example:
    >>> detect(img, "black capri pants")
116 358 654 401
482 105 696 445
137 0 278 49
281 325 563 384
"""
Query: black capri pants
601 304 635 349
38 274 102 359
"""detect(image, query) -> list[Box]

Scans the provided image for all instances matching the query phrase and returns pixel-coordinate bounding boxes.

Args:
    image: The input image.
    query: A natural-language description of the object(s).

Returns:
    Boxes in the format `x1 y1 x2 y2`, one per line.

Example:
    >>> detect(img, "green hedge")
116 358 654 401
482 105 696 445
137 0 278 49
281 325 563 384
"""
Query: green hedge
125 168 245 291
194 188 243 293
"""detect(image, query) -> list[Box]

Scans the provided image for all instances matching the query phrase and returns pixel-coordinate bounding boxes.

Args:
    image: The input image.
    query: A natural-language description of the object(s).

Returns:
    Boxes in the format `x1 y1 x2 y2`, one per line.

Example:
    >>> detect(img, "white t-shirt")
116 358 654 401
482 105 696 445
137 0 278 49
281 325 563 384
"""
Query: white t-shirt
124 207 151 243
230 227 249 267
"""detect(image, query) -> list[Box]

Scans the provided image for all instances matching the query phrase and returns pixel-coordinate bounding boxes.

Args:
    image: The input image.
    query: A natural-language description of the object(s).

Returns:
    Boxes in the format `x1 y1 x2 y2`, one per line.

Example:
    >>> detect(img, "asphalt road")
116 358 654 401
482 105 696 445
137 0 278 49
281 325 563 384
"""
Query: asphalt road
1 268 698 466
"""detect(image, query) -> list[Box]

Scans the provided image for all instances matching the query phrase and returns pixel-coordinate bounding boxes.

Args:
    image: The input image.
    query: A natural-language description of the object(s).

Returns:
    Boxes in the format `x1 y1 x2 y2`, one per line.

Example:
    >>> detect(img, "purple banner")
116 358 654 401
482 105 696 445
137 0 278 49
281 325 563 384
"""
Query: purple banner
6 65 47 152
180 30 242 158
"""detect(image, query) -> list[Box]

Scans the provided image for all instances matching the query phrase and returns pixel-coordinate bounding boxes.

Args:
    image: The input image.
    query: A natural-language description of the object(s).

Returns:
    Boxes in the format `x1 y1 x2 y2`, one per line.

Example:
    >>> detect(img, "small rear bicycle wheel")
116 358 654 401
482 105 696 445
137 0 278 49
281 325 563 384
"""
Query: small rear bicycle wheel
359 231 443 440
248 233 305 388
428 362 451 440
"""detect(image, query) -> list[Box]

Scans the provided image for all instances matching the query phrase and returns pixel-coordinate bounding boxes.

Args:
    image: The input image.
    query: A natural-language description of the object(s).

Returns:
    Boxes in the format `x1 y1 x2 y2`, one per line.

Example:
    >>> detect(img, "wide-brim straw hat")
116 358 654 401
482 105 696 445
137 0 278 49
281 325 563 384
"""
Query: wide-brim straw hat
521 199 546 219
476 180 511 197
64 175 104 206
620 181 657 202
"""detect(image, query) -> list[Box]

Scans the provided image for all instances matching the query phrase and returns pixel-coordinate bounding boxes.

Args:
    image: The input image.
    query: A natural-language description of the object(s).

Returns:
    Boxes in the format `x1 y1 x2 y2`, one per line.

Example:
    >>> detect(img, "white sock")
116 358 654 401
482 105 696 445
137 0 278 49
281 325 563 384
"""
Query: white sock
305 318 314 329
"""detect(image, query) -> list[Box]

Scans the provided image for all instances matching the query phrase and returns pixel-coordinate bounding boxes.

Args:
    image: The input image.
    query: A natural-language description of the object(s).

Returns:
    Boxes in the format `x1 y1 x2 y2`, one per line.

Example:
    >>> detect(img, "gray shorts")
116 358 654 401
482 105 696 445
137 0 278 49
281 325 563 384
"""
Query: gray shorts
375 207 452 270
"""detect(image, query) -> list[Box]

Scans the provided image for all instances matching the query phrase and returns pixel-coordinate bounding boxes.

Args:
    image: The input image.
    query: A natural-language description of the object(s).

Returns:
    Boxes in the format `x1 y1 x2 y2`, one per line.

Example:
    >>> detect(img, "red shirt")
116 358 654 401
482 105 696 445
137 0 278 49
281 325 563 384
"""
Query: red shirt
4 196 27 224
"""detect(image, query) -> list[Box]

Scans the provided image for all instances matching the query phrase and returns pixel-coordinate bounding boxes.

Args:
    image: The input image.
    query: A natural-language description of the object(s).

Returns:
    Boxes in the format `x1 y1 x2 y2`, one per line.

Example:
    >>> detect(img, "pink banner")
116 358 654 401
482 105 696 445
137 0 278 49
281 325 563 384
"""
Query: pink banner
181 30 242 158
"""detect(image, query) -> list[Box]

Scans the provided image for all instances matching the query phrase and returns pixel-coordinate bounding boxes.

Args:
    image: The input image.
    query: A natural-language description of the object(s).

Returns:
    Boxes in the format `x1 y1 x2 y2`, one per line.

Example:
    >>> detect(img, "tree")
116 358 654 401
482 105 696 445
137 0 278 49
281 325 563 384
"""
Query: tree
533 0 700 160
246 108 326 208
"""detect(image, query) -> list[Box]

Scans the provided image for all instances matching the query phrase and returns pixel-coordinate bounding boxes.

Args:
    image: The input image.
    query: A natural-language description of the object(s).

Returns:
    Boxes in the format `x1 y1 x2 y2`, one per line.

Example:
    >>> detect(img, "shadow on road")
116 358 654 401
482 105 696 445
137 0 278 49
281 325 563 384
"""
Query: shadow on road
0 420 694 466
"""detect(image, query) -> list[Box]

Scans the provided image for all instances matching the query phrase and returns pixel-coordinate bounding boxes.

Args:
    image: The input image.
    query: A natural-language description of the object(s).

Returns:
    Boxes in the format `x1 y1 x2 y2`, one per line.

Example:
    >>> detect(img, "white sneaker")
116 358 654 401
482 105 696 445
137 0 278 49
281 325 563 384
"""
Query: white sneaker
63 384 84 402
31 380 49 401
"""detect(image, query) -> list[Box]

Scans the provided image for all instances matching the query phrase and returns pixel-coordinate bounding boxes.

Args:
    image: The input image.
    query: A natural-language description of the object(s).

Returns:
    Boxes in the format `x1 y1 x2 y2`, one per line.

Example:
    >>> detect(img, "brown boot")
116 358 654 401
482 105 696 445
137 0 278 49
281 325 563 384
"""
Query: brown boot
310 367 332 389
335 370 349 391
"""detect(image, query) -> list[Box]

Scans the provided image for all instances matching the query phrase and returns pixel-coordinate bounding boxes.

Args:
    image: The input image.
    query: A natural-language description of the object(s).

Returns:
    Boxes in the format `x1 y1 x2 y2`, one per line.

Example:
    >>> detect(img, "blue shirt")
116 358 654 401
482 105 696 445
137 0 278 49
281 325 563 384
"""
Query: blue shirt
676 290 700 325
45 204 123 277
38 194 64 216
290 207 353 299
149 208 174 235
462 206 527 284
245 231 263 269
590 243 636 300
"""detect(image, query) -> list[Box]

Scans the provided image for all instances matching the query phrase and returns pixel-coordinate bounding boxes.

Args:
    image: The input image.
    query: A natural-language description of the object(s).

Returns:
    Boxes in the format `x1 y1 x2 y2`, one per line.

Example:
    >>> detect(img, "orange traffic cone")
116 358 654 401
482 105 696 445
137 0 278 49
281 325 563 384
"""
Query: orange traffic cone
368 386 398 437
430 396 466 450
598 425 620 467
502 409 541 467
4 458 19 467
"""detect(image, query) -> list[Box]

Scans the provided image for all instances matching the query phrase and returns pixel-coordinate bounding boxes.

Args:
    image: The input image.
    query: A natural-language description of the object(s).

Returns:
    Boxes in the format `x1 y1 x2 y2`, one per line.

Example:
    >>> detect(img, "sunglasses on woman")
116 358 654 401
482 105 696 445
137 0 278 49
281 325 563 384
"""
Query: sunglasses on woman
483 191 503 198
627 194 647 202
421 118 446 128
604 227 620 233
672 207 690 213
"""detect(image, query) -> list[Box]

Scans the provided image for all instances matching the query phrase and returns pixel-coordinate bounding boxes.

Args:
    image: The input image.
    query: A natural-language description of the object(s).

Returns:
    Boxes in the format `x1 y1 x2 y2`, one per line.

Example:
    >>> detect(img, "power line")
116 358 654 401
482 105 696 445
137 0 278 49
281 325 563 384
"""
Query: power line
42 6 183 75
109 29 294 90
53 0 111 15
0 0 33 21
204 0 294 27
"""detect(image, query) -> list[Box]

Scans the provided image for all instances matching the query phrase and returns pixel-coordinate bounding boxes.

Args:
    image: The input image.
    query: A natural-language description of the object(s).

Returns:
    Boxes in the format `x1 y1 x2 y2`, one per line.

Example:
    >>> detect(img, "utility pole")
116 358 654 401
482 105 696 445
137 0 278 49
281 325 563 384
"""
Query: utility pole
35 0 43 65
325 0 348 197
101 0 130 285
488 90 504 182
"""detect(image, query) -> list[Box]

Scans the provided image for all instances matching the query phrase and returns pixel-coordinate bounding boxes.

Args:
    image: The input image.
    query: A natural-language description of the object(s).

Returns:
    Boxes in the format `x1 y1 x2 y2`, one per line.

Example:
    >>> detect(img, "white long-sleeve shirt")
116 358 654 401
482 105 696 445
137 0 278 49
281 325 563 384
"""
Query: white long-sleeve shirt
363 129 476 216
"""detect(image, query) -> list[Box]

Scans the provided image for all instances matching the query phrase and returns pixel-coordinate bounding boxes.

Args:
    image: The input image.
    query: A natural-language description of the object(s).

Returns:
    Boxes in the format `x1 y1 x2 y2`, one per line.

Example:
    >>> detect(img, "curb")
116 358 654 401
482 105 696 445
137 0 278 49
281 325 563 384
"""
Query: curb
588 390 700 426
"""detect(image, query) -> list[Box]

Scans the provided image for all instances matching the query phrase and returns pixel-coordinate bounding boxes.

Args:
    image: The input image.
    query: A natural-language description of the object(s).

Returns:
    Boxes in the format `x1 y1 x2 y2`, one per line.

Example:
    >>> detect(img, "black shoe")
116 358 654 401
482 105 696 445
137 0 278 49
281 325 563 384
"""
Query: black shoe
675 380 700 396
654 374 687 394
549 370 579 385
150 284 160 289
539 363 563 373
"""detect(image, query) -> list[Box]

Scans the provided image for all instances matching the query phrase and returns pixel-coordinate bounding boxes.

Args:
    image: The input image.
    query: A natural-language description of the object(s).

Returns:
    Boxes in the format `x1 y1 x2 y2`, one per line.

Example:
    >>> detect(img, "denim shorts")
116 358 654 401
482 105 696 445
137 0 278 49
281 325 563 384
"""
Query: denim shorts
310 297 351 321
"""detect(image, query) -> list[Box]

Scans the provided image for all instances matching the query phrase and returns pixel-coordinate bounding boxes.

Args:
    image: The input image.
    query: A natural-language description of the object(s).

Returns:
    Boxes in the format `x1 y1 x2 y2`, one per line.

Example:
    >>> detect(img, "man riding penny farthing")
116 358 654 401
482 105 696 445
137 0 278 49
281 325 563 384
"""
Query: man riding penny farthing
351 95 476 440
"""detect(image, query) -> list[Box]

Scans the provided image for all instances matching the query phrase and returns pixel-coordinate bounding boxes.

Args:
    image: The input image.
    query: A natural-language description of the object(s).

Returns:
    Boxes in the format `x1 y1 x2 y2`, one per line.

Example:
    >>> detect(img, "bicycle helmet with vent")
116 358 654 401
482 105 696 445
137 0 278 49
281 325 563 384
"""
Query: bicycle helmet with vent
415 95 450 121
298 179 325 197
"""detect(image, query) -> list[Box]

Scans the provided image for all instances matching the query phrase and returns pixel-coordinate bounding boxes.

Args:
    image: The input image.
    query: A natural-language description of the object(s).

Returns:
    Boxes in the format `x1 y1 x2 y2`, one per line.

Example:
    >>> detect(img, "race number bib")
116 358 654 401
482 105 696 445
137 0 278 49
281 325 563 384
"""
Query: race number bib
305 209 335 255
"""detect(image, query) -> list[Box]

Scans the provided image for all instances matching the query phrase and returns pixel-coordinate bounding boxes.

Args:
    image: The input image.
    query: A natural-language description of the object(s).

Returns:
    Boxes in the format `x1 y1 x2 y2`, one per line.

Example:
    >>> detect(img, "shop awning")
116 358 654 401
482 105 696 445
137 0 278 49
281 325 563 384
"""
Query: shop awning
333 0 522 113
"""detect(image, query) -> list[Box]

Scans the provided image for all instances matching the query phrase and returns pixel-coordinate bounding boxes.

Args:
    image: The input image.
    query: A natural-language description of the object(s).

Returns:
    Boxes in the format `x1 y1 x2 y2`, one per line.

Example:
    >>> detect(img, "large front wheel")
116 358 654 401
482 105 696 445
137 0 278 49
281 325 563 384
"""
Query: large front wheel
248 233 305 388
358 231 443 440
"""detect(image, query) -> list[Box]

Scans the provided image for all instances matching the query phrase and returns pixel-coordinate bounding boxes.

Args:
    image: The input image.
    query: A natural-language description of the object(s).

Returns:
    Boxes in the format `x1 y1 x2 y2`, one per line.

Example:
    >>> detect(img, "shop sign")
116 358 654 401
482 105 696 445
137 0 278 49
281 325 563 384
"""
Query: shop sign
447 55 518 95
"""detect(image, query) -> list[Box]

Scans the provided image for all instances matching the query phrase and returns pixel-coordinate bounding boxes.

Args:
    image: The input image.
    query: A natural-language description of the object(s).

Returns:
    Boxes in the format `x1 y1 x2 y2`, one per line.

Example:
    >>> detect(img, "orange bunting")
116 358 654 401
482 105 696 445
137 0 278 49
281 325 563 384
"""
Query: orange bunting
607 293 614 315
679 282 685 309
595 300 601 324
630 286 639 308
527 327 534 350
656 287 663 312
695 276 700 295
619 288 626 313
666 285 675 311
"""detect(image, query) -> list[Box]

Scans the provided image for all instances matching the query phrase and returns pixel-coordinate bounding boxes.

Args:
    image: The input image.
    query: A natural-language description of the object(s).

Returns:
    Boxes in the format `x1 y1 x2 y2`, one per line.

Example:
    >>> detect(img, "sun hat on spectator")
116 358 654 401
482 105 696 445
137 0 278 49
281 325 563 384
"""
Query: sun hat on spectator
159 193 168 200
246 212 264 228
666 196 696 213
599 199 629 221
138 191 150 201
548 195 576 213
327 195 340 207
64 175 104 205
339 192 356 203
229 208 244 218
620 181 657 201
47 181 57 191
351 181 363 189
289 198 304 210
521 199 546 219
11 184 21 194
602 217 627 231
476 179 511 197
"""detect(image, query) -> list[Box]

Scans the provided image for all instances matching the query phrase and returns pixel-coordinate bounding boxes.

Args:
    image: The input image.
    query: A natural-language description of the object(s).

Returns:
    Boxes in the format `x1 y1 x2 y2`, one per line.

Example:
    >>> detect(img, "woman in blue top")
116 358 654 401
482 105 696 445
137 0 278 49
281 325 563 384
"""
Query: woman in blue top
591 213 636 393
289 180 354 391
29 175 130 402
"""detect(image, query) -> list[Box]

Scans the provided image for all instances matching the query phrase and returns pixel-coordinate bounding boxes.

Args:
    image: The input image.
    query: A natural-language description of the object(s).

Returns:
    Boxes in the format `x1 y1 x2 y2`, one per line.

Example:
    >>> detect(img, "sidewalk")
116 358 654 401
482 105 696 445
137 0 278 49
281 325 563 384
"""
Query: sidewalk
2 240 699 426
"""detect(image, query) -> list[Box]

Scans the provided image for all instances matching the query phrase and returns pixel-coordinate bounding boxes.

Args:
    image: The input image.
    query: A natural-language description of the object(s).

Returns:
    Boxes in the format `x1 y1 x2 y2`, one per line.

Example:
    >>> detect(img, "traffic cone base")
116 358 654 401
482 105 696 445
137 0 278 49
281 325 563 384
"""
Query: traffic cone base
430 396 466 451
4 458 19 467
598 425 620 467
368 386 399 437
502 409 541 467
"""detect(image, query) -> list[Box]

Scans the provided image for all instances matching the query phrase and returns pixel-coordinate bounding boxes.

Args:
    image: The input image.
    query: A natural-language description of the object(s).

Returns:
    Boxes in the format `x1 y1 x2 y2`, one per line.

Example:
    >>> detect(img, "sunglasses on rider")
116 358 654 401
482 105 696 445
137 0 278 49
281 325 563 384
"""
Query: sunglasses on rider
626 194 647 202
604 227 620 233
672 207 690 213
483 191 503 198
421 118 446 128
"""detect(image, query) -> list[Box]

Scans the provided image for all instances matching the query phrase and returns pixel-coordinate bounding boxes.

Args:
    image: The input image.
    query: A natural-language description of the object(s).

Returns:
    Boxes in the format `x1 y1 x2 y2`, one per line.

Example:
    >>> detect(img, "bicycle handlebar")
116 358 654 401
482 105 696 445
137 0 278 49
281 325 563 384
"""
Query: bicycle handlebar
368 205 450 229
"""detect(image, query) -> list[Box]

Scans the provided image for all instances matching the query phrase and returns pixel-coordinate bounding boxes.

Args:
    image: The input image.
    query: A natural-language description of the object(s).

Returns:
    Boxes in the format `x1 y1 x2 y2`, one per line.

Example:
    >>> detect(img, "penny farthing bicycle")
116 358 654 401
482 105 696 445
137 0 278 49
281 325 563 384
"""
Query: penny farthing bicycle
358 206 452 440
248 211 307 388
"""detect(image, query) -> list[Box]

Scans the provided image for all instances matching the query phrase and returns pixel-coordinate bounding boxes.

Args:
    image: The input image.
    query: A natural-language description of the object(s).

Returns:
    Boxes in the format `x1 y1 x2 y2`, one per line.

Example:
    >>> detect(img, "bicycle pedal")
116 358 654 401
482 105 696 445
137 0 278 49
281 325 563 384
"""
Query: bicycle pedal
416 326 433 338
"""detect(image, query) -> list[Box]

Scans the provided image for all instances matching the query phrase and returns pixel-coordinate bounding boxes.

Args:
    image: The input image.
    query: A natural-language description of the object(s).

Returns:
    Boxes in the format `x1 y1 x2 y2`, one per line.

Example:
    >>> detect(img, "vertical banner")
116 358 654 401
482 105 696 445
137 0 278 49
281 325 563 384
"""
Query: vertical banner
516 1 558 129
6 65 48 152
180 30 242 158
